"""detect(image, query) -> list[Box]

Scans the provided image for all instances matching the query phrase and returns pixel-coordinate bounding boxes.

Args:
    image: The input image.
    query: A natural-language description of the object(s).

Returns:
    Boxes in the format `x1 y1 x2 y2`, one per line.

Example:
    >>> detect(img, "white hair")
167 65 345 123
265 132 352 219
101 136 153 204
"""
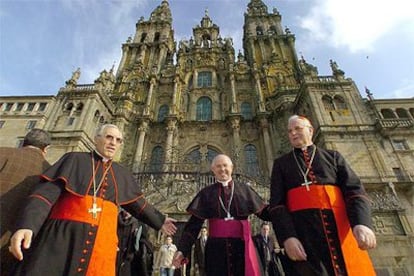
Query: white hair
288 115 313 128
94 124 121 138
211 154 233 167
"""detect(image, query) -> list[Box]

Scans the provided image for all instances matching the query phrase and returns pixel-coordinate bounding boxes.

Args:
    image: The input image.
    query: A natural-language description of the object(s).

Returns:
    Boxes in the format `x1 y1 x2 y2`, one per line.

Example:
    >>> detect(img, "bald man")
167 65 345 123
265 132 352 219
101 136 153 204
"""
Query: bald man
173 154 269 276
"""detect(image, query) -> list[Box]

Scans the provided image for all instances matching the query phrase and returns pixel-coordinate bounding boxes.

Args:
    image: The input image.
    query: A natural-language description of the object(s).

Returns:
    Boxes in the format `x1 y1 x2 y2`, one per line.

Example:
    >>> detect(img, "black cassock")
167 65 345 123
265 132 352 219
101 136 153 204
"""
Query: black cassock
12 151 165 276
178 181 269 276
269 146 375 276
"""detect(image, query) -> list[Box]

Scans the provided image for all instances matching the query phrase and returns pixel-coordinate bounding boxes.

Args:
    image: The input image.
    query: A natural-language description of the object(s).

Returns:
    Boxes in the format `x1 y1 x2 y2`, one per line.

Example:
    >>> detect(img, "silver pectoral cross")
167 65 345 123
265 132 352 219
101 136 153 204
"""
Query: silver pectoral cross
88 202 102 219
301 180 312 191
224 212 234 221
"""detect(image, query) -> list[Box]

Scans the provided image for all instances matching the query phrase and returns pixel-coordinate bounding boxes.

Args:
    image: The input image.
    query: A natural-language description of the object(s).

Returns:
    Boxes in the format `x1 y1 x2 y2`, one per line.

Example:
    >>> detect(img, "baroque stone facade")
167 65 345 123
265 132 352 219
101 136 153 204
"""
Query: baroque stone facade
1 0 413 274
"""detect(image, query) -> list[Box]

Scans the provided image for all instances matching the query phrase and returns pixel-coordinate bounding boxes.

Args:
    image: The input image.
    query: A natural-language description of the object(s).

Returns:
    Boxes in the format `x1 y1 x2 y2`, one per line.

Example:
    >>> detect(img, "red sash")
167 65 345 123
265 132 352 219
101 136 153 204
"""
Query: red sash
209 219 261 276
49 194 118 276
287 185 375 276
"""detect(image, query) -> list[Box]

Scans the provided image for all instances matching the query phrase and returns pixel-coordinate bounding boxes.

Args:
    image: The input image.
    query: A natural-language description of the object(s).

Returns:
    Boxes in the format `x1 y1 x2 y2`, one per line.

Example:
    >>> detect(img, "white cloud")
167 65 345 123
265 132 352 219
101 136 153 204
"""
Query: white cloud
299 0 414 52
390 79 414 99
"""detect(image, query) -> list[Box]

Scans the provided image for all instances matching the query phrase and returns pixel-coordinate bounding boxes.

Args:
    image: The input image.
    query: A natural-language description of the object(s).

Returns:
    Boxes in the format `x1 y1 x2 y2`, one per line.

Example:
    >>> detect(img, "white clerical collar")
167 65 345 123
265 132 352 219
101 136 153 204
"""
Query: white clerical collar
95 151 111 163
217 179 232 187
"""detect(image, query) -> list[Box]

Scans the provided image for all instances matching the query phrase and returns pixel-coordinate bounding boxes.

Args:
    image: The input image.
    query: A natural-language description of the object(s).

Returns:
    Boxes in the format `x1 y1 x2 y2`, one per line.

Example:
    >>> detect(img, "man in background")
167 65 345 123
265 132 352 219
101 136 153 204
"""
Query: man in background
0 128 51 275
252 222 284 276
193 226 208 276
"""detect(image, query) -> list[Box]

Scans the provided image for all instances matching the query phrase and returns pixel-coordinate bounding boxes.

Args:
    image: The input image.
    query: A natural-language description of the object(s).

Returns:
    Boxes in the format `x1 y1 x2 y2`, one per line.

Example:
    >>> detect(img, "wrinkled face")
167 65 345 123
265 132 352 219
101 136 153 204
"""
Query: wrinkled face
94 126 123 159
288 118 314 148
261 224 270 237
211 155 233 182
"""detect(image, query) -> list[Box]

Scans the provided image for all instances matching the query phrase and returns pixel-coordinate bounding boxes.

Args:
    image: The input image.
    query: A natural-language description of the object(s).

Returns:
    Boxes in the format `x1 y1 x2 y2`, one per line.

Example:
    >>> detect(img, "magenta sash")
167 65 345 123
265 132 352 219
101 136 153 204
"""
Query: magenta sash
208 219 261 276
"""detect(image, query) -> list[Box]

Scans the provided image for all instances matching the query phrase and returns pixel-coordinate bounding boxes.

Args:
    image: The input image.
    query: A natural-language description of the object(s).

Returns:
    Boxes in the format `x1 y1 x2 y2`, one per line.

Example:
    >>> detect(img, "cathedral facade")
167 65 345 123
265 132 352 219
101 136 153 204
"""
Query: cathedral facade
1 1 413 274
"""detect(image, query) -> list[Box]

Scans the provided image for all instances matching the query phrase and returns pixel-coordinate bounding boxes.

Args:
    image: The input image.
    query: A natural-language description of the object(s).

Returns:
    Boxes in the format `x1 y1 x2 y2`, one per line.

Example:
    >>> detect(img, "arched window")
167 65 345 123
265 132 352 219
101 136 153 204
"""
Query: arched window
185 147 219 165
154 32 160 42
149 146 164 172
207 148 219 164
140 33 147 42
322 95 334 110
201 34 211 48
65 102 74 111
197 71 212 87
333 96 347 110
76 103 84 111
187 74 193 89
244 144 260 178
94 110 100 122
158 105 169 122
256 26 264 35
396 108 409 118
241 102 253 120
186 149 201 164
381 109 395 119
196 97 212 121
269 25 277 35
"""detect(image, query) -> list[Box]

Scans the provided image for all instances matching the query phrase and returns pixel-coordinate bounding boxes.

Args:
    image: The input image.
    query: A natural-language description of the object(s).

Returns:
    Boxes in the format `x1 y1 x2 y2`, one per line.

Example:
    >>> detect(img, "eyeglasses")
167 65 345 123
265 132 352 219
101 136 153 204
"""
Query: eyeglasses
288 125 311 134
100 134 123 144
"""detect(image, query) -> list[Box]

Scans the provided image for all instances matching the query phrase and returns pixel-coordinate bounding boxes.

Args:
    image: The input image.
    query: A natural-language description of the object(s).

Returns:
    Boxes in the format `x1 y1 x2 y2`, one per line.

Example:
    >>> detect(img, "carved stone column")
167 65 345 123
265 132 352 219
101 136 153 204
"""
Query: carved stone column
229 73 238 113
229 116 241 171
164 117 177 170
133 120 148 172
253 71 266 112
258 115 273 173
171 75 180 115
144 78 157 115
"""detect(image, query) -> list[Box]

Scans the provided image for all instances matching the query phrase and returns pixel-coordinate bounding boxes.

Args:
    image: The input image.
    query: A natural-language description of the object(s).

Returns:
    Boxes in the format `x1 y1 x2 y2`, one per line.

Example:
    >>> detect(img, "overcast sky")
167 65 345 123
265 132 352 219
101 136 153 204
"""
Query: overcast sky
1 0 413 99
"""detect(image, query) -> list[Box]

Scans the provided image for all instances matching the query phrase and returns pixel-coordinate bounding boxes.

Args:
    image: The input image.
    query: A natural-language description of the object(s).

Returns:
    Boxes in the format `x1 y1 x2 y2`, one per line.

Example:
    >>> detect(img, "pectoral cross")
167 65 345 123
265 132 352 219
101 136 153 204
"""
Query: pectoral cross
224 212 234 221
88 202 102 219
301 180 312 191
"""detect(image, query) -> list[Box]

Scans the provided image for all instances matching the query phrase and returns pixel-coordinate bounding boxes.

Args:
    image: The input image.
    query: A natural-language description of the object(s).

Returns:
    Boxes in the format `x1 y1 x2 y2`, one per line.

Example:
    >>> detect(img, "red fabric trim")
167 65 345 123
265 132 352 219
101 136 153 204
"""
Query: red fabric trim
208 219 261 276
287 185 375 276
109 166 118 204
29 194 53 206
40 174 68 184
120 194 144 205
49 194 118 275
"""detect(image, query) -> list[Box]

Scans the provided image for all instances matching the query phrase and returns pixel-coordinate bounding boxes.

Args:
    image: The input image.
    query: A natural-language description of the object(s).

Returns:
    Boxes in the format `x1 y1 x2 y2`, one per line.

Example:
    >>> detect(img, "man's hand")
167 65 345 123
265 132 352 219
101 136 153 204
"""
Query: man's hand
353 224 376 250
9 229 33 261
161 217 177 236
283 237 307 261
172 251 184 268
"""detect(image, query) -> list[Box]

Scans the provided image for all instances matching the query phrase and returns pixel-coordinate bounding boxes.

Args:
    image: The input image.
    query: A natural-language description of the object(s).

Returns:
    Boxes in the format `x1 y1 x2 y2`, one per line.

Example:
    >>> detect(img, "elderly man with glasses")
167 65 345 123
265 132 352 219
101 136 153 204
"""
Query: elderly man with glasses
9 124 177 276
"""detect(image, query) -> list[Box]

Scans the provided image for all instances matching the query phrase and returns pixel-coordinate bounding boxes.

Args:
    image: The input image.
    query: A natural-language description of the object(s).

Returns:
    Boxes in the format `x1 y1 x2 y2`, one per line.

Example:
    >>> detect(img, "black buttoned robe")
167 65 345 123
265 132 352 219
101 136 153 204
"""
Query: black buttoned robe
12 151 165 276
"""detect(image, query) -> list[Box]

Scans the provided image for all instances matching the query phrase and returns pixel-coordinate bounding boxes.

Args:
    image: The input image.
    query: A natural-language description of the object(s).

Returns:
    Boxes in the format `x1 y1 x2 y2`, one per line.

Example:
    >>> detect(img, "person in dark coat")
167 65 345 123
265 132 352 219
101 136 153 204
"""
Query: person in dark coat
8 124 176 276
268 115 377 275
0 128 51 276
252 222 283 276
172 154 269 276
193 226 208 276
116 209 154 276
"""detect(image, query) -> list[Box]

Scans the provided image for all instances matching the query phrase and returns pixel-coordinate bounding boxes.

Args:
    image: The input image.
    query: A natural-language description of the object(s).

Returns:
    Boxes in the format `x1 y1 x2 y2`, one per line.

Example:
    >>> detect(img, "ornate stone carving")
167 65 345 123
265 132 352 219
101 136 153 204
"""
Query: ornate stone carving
372 213 405 235
370 189 403 211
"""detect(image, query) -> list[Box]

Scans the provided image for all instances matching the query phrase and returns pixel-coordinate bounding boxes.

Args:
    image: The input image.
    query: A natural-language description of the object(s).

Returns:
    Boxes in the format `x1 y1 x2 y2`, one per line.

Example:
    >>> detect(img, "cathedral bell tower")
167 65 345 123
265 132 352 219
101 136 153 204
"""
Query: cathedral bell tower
243 0 301 99
114 0 175 106
176 9 236 119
